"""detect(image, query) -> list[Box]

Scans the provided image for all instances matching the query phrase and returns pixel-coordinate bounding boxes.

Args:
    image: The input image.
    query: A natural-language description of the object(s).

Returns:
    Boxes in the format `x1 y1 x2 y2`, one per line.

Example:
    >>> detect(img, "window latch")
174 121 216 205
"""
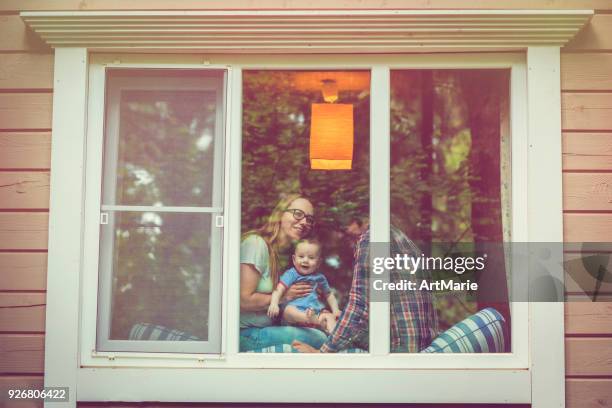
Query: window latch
215 215 224 228
100 212 109 225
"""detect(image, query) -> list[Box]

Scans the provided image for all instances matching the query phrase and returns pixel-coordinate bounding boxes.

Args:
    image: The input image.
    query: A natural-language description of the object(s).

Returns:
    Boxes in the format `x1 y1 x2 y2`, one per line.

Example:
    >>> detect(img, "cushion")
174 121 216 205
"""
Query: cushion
244 344 367 353
421 307 507 353
129 307 507 354
128 323 200 341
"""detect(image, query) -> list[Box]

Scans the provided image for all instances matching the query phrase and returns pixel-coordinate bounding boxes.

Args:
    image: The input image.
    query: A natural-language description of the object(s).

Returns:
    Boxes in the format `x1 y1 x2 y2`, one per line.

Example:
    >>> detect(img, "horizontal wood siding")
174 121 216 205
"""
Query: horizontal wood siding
0 15 48 52
561 54 612 91
562 93 612 131
0 132 51 169
0 377 43 408
0 54 54 89
0 4 611 408
564 214 612 242
566 338 612 376
0 334 45 373
563 173 612 211
0 93 52 130
0 293 45 332
565 303 612 335
563 133 612 171
0 9 51 401
0 253 47 291
0 172 50 209
563 14 612 407
566 379 612 408
0 213 49 250
565 15 612 51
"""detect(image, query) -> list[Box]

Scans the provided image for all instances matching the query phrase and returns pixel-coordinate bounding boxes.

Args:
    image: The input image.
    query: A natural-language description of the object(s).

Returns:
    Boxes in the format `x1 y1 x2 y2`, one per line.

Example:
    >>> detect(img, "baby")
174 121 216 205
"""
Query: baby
267 238 340 333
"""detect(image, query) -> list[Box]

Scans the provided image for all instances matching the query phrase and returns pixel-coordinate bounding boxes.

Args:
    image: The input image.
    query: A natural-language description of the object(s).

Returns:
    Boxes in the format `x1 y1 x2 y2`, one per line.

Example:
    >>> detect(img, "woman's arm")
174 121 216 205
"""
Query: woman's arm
240 263 312 312
267 283 287 318
326 293 341 317
240 263 272 312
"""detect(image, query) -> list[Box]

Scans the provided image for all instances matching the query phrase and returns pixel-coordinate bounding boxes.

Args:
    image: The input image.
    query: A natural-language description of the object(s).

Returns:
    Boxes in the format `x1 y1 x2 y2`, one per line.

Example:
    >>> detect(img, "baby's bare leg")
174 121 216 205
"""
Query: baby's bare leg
283 306 319 326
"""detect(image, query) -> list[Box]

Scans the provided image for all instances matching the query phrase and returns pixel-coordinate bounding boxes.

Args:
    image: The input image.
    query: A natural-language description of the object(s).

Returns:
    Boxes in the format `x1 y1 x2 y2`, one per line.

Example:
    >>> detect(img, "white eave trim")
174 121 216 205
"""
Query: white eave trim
21 9 593 52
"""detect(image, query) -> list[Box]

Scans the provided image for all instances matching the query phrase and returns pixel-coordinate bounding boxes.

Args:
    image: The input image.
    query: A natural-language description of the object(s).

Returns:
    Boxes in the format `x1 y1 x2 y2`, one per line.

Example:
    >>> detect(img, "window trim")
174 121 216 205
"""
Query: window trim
21 9 592 51
47 52 532 404
80 53 530 369
35 11 584 405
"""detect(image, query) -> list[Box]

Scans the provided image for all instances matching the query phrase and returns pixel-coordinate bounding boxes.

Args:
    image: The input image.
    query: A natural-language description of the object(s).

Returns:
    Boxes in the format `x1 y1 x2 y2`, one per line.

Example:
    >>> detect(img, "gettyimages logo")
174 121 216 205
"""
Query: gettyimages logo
368 242 612 302
371 253 487 275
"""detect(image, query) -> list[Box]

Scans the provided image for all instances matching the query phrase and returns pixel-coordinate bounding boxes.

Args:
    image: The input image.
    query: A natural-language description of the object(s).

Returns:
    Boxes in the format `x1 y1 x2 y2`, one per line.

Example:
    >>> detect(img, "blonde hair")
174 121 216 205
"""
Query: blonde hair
242 193 310 285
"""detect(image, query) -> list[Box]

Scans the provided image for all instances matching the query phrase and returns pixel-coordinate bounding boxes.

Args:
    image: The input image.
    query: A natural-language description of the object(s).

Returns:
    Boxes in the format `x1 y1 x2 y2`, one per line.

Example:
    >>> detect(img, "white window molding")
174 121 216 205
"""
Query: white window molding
369 65 391 356
44 47 87 408
26 10 592 408
526 46 565 408
78 53 530 373
92 69 227 354
22 10 591 52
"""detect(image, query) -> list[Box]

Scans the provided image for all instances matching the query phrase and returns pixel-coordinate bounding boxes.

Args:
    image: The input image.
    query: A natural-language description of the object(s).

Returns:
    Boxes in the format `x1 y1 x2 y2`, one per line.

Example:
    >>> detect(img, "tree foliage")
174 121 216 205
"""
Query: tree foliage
241 71 371 298
107 80 220 339
105 69 510 339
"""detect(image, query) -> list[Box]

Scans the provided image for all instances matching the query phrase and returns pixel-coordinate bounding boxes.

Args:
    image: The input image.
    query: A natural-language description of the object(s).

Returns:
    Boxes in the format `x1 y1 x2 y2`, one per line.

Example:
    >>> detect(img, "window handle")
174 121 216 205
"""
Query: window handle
215 215 224 228
100 212 109 225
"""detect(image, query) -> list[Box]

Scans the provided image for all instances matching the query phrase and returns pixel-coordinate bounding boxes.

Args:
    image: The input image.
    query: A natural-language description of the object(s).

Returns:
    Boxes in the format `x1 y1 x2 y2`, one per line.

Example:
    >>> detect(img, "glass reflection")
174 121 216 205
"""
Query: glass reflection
240 70 371 353
106 89 217 207
390 70 511 353
104 212 212 340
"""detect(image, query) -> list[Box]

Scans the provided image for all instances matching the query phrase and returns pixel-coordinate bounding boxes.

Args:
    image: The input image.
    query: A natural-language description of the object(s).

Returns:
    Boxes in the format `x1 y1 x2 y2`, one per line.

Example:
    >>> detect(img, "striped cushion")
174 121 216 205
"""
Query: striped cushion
129 307 507 353
421 307 507 353
245 344 367 353
129 323 200 341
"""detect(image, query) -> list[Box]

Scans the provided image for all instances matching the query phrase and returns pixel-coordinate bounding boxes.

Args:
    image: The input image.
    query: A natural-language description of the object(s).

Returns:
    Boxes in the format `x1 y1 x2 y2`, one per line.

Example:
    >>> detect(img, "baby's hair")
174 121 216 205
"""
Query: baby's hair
295 237 322 255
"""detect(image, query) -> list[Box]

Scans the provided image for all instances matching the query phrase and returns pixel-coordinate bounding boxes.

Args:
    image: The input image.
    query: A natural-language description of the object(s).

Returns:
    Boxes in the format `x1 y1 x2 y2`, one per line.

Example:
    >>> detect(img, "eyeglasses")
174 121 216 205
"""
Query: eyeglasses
284 208 315 226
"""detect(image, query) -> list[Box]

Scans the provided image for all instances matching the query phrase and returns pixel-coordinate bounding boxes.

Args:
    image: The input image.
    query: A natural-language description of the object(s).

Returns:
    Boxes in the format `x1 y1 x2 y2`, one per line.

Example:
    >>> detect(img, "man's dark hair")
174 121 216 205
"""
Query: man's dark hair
348 217 364 227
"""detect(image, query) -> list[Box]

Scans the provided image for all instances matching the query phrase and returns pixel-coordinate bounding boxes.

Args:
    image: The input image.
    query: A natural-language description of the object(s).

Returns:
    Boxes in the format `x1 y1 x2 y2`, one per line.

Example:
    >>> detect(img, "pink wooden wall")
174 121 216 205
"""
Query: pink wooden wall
0 1 611 407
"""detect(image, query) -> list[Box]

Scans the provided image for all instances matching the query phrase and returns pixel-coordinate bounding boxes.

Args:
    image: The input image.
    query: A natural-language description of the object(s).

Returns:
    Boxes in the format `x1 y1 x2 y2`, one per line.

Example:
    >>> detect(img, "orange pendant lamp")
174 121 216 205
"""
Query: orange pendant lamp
310 79 354 170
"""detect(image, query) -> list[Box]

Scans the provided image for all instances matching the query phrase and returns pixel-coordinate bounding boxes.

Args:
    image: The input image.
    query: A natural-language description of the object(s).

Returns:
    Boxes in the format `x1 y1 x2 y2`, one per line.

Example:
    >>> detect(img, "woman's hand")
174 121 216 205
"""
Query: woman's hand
267 303 279 318
283 282 312 301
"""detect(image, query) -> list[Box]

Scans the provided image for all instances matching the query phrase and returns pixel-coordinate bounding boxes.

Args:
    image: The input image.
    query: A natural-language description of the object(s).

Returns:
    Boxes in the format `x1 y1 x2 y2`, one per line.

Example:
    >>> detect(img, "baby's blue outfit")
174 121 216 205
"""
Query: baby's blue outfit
280 267 331 314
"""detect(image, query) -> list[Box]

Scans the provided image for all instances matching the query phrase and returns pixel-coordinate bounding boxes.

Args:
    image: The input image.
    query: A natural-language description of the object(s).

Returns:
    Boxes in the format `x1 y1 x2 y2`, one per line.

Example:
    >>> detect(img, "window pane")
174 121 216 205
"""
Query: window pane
240 70 370 353
100 212 212 342
389 70 511 353
102 70 223 207
96 70 225 353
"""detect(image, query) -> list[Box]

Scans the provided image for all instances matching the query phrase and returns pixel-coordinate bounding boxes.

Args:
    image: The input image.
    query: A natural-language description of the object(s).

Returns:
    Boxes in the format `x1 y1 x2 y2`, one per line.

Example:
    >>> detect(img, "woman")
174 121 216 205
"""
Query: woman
239 193 328 351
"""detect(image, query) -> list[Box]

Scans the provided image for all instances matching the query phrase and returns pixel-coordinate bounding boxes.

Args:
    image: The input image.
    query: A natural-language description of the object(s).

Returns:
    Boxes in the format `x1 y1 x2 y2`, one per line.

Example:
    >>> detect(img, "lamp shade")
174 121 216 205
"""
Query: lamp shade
321 79 339 103
310 103 354 170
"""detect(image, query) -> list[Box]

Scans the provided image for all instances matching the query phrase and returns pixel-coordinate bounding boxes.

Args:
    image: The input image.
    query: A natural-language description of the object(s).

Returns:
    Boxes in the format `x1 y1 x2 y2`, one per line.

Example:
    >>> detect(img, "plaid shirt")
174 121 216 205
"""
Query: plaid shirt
320 226 439 353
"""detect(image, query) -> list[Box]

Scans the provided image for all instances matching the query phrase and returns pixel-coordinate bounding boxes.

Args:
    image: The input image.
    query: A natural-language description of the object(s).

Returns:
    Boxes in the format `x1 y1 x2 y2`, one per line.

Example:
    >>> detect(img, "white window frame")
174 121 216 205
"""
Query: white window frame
92 69 227 354
82 53 530 367
31 10 589 407
45 51 552 406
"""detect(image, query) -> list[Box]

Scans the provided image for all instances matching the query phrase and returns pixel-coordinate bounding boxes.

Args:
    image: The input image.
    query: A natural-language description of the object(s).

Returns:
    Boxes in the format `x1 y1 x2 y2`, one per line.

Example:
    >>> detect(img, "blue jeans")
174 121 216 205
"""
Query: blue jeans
239 326 327 352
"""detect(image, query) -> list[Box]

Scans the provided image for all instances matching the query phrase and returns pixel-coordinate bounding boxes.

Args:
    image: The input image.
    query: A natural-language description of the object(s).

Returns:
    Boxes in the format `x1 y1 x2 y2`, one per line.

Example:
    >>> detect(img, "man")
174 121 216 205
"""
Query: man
293 219 439 353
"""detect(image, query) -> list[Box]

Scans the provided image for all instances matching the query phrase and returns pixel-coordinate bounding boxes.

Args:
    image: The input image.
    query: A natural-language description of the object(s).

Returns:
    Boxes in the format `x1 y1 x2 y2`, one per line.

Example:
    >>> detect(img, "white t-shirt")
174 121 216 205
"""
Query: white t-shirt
239 234 274 328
